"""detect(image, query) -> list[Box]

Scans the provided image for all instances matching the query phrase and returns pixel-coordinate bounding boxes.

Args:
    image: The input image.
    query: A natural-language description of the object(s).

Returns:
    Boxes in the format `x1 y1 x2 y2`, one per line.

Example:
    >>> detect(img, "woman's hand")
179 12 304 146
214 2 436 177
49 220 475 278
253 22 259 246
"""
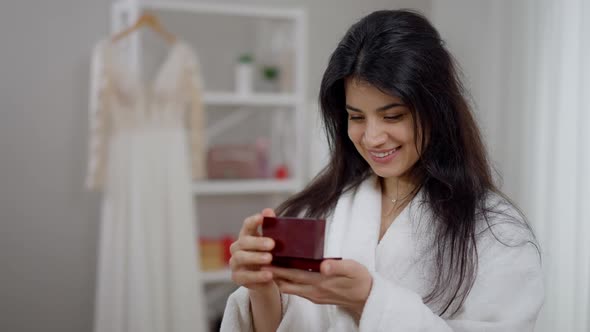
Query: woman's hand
262 259 373 321
229 208 277 293
230 209 283 332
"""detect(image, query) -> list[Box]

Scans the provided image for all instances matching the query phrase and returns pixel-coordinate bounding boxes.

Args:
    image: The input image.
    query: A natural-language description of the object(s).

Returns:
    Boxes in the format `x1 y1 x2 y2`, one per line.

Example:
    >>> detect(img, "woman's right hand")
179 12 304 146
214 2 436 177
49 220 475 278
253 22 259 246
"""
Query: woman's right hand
231 209 283 332
229 208 277 293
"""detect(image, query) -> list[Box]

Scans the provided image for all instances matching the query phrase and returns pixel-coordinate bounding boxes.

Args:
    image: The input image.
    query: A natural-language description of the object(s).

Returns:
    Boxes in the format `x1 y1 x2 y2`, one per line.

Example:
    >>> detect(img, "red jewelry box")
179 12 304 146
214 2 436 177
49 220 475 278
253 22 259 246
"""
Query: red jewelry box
262 217 341 272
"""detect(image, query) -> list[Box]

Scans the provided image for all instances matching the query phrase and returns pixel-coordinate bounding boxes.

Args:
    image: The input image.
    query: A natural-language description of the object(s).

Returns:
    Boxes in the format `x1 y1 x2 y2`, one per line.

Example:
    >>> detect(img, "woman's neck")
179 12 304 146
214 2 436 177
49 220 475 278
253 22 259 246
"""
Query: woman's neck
380 174 419 200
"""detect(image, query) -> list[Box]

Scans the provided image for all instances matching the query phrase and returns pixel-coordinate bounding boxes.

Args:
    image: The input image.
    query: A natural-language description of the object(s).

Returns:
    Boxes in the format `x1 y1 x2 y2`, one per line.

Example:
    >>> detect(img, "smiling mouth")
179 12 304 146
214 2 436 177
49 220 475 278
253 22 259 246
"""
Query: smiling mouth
369 147 400 158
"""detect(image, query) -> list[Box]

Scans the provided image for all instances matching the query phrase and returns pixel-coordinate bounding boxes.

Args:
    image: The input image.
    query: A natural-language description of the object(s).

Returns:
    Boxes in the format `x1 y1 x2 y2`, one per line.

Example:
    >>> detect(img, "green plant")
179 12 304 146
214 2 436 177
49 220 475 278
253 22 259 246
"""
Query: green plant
261 65 279 81
238 53 254 64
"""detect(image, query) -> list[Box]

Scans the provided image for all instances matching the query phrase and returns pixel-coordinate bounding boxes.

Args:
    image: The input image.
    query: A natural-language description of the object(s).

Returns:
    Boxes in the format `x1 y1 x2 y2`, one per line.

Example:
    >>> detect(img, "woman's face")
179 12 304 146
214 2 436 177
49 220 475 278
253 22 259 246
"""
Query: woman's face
345 78 421 180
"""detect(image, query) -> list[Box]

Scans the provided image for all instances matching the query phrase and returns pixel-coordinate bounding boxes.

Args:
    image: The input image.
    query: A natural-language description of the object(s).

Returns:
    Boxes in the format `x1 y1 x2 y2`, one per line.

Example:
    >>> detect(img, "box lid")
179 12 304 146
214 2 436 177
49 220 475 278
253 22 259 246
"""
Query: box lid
262 217 326 260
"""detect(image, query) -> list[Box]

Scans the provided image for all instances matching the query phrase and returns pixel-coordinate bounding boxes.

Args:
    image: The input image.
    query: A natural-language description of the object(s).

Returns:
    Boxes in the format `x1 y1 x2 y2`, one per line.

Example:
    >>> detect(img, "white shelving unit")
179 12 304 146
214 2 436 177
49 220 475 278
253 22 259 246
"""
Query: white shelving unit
193 179 299 196
203 92 298 107
111 0 307 323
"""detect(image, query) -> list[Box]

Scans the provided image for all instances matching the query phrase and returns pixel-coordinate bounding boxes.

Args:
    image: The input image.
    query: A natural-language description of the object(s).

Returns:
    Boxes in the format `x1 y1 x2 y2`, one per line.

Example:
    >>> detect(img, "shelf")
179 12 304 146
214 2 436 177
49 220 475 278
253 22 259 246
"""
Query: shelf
202 268 232 284
140 1 304 20
203 92 298 107
193 179 299 195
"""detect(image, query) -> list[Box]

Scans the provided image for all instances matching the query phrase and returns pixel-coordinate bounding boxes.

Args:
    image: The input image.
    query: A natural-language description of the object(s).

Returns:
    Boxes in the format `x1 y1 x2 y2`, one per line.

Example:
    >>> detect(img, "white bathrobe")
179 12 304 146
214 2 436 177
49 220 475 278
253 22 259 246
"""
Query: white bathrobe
220 177 544 331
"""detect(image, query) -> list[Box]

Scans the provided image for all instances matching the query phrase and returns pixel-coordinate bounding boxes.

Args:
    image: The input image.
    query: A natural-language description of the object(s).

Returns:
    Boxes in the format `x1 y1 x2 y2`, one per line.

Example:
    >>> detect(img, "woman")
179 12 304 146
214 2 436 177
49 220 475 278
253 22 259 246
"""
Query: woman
221 10 543 332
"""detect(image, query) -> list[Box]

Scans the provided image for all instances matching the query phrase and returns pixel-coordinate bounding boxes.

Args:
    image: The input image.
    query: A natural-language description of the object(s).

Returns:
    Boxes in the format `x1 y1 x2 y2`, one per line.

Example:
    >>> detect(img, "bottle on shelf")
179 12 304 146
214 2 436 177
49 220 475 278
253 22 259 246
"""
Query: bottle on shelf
235 53 254 96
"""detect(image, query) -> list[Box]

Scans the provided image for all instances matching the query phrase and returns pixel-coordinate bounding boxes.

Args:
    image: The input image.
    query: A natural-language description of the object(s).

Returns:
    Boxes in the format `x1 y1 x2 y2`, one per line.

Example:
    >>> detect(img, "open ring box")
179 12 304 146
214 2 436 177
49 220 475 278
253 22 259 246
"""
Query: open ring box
262 216 341 272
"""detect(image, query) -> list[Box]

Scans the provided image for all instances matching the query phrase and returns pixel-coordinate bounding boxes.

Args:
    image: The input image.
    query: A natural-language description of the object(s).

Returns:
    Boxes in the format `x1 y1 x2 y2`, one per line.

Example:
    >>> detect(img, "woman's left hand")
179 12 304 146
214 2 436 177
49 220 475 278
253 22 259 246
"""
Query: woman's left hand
262 259 373 321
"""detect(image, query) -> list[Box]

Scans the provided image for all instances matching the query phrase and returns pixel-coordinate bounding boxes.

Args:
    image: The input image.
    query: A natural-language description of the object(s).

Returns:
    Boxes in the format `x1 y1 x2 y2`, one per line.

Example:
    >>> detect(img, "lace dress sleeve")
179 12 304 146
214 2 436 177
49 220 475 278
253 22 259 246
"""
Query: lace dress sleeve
85 41 111 190
183 44 207 180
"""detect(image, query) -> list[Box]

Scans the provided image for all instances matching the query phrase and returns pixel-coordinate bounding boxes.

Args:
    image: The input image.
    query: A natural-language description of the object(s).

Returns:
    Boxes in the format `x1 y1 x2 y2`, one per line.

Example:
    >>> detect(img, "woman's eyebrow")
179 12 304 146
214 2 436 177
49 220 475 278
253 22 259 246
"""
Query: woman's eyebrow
345 105 363 112
376 102 405 112
345 103 405 113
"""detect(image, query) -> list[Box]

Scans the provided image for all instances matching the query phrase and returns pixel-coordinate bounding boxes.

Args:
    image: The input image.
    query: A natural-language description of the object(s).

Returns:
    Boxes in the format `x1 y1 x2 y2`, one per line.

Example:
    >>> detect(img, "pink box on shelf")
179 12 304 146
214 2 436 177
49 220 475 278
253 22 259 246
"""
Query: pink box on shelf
207 144 267 179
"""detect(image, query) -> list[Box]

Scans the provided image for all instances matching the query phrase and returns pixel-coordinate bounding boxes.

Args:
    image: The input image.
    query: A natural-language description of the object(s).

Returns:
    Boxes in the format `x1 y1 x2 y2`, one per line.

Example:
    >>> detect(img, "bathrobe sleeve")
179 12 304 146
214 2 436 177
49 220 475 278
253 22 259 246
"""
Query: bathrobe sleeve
359 231 544 332
220 286 330 332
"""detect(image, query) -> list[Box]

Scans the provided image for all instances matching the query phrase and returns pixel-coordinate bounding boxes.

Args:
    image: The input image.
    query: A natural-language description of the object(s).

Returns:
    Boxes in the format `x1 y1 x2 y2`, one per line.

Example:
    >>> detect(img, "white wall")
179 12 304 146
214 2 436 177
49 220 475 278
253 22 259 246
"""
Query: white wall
0 1 110 331
429 0 536 201
0 1 431 331
430 1 508 184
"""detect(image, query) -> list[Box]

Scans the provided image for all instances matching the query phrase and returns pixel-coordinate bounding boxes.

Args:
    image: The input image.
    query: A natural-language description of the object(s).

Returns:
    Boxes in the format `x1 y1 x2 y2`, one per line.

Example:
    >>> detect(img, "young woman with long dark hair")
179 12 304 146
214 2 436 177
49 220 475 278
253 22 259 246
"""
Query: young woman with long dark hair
221 10 543 331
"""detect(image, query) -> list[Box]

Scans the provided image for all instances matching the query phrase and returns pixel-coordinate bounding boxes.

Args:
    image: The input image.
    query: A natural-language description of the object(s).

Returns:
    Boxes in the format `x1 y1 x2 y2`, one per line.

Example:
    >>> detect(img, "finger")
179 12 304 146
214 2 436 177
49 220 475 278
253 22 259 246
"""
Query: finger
229 239 241 254
261 208 276 218
232 251 273 267
232 270 273 285
320 259 359 277
235 235 275 252
239 214 263 237
264 266 322 284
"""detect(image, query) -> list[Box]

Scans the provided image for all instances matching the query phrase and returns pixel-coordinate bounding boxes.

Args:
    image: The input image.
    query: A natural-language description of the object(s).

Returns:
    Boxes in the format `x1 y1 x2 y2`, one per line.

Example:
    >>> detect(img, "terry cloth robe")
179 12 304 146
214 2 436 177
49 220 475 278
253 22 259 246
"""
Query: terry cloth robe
220 176 544 331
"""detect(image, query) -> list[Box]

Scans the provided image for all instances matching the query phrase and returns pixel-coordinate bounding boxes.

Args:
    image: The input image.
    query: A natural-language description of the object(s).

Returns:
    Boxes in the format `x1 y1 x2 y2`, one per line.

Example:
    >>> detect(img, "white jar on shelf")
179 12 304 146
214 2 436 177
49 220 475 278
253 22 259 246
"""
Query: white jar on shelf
235 54 254 95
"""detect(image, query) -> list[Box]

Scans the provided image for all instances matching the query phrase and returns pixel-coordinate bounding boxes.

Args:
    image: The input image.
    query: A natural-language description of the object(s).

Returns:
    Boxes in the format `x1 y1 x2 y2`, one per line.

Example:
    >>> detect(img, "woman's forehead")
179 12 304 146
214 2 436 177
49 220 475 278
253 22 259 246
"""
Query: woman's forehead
345 78 404 109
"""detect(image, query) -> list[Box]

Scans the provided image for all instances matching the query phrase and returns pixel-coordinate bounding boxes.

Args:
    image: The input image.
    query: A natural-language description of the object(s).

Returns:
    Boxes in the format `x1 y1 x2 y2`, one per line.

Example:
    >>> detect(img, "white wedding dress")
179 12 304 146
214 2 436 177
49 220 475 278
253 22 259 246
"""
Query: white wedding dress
86 40 207 332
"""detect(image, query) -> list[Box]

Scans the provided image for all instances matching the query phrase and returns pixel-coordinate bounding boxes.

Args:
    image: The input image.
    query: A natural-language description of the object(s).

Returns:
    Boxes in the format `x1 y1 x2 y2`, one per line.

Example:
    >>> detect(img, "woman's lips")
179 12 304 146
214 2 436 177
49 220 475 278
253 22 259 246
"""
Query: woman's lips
368 147 400 164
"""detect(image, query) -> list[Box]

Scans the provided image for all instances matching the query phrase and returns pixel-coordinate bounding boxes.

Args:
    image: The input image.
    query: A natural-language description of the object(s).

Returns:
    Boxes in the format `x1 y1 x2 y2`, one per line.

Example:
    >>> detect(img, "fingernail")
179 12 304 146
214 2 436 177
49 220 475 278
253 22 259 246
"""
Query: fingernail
324 263 331 274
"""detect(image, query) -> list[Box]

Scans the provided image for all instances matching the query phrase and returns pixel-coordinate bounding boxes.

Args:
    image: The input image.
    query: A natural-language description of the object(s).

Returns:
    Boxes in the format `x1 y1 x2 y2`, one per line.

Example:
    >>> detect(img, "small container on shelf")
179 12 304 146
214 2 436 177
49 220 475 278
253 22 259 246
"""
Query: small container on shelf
274 164 289 180
199 238 225 271
206 138 270 180
235 53 254 96
206 144 259 179
199 235 235 271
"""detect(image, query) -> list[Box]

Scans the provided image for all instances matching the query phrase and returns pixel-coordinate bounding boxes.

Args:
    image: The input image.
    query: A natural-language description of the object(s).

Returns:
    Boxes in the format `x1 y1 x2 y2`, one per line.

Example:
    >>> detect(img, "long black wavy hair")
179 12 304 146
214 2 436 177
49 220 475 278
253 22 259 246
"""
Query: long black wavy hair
276 9 532 316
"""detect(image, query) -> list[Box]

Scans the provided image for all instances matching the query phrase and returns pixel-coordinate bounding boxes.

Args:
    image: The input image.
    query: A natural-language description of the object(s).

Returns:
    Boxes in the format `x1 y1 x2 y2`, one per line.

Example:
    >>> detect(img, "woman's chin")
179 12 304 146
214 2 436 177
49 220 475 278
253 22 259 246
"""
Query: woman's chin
370 167 401 179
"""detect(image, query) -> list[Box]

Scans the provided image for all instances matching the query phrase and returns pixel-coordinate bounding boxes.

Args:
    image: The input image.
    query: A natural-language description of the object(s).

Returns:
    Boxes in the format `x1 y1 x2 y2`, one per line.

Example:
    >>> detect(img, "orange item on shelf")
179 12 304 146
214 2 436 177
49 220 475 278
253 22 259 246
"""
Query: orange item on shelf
199 238 225 271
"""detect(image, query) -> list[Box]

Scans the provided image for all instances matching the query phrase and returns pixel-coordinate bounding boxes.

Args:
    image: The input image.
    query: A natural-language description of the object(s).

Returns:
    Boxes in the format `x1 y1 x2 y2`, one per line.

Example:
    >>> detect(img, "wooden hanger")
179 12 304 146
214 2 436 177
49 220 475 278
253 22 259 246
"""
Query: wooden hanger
111 12 176 44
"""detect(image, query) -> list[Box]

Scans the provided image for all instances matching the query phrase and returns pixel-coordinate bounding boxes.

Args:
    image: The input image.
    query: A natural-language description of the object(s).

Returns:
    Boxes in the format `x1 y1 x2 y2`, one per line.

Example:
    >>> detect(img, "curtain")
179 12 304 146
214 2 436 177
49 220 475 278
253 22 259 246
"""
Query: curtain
431 0 590 330
513 1 590 331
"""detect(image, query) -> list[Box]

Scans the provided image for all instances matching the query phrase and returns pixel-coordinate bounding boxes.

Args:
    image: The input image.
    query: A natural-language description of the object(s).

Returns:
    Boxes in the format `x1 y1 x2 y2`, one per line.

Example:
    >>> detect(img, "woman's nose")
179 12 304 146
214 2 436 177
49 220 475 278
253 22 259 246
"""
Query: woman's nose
362 120 387 146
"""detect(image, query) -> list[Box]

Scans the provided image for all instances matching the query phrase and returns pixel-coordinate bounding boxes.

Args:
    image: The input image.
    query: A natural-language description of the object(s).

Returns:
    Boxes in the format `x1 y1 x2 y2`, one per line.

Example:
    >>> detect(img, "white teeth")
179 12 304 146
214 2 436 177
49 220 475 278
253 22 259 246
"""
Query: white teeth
370 148 398 158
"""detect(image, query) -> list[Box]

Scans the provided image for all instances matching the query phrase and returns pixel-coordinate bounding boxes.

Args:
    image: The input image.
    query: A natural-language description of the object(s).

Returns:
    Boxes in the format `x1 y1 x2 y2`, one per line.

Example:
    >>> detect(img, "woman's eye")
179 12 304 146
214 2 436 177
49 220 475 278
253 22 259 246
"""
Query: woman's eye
348 116 364 121
384 114 404 121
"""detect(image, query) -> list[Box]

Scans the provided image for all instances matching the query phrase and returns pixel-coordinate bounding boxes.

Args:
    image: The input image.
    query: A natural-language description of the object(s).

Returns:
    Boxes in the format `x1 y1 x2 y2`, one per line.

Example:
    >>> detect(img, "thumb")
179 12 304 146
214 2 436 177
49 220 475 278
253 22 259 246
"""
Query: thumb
320 259 357 277
261 208 276 218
